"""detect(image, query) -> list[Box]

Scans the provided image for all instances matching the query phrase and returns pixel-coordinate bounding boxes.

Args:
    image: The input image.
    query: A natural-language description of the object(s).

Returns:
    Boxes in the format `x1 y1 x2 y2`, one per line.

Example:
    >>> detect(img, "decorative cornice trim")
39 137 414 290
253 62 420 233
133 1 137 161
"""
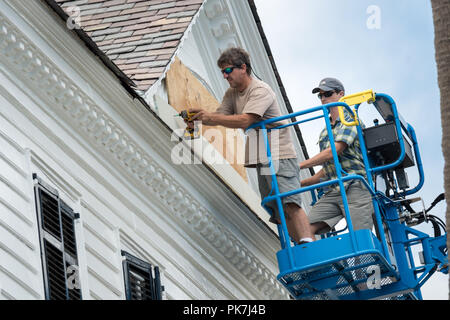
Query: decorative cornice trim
0 5 288 299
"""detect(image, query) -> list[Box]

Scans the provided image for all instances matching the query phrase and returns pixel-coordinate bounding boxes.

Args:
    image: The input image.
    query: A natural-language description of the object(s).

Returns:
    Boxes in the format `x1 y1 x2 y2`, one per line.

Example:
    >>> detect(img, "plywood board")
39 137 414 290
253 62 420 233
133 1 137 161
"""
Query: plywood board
166 57 247 182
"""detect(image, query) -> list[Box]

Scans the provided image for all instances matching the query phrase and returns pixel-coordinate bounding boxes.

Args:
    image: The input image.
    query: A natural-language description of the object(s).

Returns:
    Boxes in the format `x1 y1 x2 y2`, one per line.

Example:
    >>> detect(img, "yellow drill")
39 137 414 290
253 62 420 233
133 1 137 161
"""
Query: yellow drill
175 110 199 140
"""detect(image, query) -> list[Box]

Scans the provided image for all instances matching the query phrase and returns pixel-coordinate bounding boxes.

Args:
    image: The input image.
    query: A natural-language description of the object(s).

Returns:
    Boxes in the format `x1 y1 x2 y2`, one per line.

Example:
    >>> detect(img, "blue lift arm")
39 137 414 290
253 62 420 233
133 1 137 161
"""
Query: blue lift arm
247 92 448 300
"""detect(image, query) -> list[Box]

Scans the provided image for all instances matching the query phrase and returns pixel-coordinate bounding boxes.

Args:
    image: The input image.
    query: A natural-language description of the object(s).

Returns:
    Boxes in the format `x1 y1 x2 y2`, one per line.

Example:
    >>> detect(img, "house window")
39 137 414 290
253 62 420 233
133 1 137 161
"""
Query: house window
33 174 81 300
121 251 163 300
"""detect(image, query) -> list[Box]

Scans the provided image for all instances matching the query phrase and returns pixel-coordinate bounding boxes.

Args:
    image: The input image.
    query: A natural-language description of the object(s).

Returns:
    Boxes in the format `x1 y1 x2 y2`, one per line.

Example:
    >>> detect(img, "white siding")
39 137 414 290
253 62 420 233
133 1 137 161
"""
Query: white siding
81 203 123 300
0 124 43 300
0 0 289 301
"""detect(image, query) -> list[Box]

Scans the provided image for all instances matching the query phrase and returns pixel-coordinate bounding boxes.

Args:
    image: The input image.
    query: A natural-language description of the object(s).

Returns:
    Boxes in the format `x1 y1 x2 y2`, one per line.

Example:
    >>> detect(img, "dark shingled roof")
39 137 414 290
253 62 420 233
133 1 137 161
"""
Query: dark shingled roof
49 0 311 164
54 0 204 91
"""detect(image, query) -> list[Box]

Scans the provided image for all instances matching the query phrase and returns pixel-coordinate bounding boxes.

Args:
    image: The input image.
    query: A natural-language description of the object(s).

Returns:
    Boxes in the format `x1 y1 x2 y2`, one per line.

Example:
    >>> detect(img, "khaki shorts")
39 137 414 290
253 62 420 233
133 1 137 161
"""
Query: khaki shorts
257 158 303 224
308 180 374 234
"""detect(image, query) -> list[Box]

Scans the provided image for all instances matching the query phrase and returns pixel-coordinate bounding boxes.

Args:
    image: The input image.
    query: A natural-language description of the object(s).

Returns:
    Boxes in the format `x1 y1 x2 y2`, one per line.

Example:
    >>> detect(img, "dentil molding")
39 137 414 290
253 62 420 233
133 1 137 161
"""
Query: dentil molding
0 5 288 299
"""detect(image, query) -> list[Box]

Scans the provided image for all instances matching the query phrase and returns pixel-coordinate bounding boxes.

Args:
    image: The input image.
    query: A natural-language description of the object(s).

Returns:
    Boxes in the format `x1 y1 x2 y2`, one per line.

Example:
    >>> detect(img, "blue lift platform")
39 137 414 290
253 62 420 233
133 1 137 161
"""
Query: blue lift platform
247 91 448 300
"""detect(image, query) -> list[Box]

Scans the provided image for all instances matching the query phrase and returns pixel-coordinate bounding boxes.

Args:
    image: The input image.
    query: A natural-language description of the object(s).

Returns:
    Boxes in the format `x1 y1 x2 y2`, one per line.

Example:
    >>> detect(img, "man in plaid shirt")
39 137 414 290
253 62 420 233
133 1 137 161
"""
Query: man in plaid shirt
299 78 374 235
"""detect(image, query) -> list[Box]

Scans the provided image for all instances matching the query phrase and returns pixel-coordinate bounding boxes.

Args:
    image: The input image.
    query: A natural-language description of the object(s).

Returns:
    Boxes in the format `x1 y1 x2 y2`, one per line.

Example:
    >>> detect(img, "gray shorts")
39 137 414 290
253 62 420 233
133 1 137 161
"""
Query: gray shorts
256 158 303 224
308 180 374 234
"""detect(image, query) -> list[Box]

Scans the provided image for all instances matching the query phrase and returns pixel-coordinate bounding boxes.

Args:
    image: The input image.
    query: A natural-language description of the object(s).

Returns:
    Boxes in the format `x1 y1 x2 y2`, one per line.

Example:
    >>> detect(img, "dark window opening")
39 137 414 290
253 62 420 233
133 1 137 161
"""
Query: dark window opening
34 174 81 300
122 251 163 300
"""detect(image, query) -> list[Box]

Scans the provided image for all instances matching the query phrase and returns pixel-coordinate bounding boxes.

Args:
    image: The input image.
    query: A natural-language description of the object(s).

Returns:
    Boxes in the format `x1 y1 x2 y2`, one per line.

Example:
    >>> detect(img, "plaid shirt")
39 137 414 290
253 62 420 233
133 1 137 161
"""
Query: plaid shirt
318 113 367 186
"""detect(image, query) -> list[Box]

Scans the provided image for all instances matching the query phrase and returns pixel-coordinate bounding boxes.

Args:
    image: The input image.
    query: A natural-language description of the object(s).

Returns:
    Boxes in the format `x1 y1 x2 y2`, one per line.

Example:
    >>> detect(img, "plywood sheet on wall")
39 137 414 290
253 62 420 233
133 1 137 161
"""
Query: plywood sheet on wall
166 57 247 182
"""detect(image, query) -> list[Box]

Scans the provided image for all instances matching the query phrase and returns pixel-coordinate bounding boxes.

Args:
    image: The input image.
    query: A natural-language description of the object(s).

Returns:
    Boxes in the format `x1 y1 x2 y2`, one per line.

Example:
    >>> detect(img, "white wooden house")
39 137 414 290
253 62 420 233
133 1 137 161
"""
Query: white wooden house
0 0 311 300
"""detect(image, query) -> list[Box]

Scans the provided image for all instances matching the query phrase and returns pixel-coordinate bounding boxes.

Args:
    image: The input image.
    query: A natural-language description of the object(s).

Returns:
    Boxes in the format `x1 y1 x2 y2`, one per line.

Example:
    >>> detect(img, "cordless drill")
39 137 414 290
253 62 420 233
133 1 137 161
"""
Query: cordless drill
175 110 199 140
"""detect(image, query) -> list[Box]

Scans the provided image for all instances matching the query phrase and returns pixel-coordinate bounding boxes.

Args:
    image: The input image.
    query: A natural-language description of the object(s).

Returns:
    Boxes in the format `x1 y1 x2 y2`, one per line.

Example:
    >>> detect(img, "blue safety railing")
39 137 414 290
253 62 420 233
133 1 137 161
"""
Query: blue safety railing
245 92 442 300
247 100 386 261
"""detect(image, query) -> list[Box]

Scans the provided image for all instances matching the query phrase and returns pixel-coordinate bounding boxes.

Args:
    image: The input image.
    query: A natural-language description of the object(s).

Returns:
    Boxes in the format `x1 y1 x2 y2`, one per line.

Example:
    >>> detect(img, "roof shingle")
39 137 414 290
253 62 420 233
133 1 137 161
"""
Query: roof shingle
55 0 204 91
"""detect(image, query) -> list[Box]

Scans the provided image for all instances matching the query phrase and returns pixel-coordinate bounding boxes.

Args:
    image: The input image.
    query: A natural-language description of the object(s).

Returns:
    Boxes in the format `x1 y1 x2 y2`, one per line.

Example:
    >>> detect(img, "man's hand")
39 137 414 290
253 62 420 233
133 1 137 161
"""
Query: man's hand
299 141 347 169
188 108 215 125
300 169 325 187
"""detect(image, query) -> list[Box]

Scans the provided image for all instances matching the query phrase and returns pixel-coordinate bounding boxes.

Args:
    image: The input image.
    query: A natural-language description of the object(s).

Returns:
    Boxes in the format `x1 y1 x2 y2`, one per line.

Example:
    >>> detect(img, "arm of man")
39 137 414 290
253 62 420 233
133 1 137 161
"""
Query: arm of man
189 108 260 129
300 168 326 186
299 141 347 169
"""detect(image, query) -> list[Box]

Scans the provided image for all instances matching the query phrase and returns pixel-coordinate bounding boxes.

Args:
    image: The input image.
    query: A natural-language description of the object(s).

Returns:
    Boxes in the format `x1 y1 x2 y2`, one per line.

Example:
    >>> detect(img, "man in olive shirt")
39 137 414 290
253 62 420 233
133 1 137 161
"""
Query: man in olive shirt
188 47 314 244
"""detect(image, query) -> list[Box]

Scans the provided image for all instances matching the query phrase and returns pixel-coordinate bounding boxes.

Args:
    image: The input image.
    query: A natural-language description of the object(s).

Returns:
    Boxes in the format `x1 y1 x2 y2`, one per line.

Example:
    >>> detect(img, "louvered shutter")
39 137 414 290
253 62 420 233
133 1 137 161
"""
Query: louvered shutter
34 174 81 300
121 251 163 300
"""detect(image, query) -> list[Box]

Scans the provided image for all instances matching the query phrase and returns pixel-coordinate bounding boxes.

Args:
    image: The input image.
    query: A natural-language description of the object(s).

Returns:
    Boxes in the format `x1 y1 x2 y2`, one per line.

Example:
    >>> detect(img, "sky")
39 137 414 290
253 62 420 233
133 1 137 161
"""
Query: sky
253 0 447 300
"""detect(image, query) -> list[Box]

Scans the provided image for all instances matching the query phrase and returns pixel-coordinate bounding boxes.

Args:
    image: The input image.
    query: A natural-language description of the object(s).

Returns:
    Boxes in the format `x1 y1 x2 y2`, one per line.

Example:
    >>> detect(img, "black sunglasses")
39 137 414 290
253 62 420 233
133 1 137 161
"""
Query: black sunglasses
221 66 241 75
318 91 336 99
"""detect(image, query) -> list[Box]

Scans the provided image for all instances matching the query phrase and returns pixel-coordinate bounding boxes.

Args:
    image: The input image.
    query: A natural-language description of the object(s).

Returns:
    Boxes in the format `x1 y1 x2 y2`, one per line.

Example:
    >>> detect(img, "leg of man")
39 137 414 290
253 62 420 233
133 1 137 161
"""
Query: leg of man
307 189 343 235
308 182 374 235
310 221 331 235
257 159 314 244
284 203 315 243
340 181 374 232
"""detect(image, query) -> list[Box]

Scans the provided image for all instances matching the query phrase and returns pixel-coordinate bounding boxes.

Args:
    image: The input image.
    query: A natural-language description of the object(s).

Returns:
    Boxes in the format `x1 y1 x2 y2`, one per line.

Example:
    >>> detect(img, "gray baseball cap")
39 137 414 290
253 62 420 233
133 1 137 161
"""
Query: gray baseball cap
312 77 345 94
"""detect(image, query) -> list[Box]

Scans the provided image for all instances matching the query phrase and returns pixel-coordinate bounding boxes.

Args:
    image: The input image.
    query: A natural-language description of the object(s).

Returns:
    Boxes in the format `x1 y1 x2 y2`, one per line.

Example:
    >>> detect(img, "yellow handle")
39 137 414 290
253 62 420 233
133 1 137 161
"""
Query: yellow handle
337 105 359 126
337 89 375 126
